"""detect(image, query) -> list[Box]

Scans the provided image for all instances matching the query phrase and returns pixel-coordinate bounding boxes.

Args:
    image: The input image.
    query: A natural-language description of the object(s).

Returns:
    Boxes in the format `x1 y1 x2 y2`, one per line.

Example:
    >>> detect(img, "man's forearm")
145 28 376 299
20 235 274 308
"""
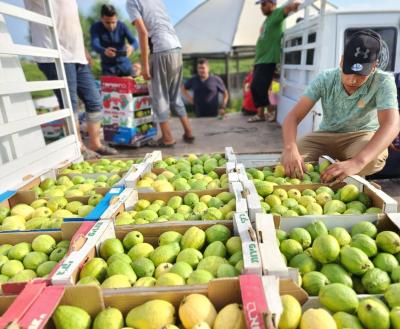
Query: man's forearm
222 91 229 107
282 113 299 150
138 32 149 70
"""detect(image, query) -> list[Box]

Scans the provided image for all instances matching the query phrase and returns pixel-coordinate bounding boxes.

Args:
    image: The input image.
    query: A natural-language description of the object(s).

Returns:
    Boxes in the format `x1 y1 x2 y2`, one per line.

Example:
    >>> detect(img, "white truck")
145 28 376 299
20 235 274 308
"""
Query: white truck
277 0 400 136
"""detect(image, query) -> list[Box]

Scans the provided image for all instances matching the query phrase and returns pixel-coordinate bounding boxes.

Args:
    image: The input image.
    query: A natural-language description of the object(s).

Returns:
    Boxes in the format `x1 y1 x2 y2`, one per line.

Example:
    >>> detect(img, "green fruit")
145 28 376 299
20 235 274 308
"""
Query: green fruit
170 262 193 280
225 237 242 256
176 248 203 268
357 298 390 329
149 243 180 267
321 264 353 287
366 207 382 214
329 227 351 247
384 283 400 308
127 243 154 261
184 192 200 207
302 271 329 296
279 295 302 329
187 269 215 285
101 274 131 289
235 260 244 272
154 263 173 279
280 239 303 261
351 234 378 257
181 227 206 250
52 305 91 329
205 225 231 245
131 257 155 278
289 253 318 274
50 247 68 262
324 200 347 214
126 300 175 329
216 191 235 203
373 253 399 272
346 200 367 213
57 240 70 249
362 268 391 294
390 307 400 329
340 184 359 202
134 276 156 287
207 197 223 209
23 251 48 270
255 181 274 197
229 251 243 266
197 256 228 276
306 203 323 215
123 231 144 250
158 231 182 246
340 246 373 275
107 260 137 284
392 266 400 282
376 231 400 254
0 244 12 256
100 239 124 260
276 230 288 242
306 221 328 240
0 255 9 269
319 283 359 313
316 192 332 206
351 221 377 238
80 258 107 282
167 196 183 210
312 235 340 264
333 312 364 329
37 261 58 277
358 192 372 207
204 241 227 258
9 269 37 283
289 228 312 249
217 264 238 278
8 242 31 261
156 272 185 286
107 253 132 265
93 308 124 329
1 259 22 277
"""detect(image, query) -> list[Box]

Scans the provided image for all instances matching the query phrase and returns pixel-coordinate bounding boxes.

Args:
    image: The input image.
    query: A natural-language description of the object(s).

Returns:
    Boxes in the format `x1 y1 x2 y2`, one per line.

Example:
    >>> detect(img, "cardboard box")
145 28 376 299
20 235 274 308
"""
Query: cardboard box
104 187 240 229
0 221 95 294
0 187 124 233
51 219 115 286
100 76 148 96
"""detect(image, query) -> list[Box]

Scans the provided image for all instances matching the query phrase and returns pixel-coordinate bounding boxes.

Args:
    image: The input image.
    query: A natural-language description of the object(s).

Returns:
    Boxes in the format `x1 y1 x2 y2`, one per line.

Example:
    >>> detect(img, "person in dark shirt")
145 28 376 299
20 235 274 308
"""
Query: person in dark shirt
90 4 138 76
182 58 229 117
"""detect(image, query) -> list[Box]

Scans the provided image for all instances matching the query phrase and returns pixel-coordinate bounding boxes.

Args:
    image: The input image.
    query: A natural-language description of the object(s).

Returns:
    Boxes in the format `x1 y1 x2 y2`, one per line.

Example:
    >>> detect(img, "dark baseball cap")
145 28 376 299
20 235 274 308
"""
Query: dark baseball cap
343 30 381 76
255 0 277 4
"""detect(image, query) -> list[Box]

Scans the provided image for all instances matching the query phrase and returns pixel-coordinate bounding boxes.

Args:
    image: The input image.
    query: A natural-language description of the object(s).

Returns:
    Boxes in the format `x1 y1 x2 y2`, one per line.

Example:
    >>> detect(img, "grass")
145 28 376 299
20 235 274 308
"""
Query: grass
21 62 54 99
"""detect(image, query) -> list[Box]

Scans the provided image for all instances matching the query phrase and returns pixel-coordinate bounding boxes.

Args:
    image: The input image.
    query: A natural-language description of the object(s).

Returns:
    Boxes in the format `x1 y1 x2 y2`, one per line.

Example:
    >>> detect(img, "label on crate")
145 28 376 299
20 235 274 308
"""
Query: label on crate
242 241 263 275
240 275 267 329
233 212 254 240
101 76 148 94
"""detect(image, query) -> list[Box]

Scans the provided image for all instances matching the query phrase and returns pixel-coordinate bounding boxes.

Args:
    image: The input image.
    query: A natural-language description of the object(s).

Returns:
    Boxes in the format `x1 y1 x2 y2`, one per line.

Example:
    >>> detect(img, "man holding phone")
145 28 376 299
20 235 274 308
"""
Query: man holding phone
90 4 138 76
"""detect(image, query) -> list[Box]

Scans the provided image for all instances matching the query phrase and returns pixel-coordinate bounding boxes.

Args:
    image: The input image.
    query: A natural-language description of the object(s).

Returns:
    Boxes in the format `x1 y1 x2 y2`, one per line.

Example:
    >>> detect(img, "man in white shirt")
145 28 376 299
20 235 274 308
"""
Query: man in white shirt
25 0 118 157
126 0 195 147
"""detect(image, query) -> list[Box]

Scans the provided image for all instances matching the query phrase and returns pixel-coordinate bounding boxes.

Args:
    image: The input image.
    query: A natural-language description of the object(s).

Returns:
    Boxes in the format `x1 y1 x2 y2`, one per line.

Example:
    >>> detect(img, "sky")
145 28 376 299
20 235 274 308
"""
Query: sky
3 0 400 45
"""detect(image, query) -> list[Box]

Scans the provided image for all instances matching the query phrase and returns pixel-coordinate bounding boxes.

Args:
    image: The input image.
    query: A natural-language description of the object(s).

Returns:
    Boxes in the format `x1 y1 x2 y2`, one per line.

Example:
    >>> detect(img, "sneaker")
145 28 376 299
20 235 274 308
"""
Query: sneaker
94 145 119 156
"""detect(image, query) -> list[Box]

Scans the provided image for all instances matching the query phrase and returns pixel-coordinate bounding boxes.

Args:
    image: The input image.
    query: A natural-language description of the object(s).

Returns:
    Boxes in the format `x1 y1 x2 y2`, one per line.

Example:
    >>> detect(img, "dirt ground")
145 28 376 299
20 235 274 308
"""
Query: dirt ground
114 113 400 208
116 112 284 157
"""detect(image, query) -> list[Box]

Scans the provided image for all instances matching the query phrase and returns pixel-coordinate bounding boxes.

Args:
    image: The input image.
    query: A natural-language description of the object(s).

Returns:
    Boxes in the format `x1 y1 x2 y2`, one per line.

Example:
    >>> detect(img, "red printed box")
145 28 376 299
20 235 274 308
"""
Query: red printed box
100 76 148 95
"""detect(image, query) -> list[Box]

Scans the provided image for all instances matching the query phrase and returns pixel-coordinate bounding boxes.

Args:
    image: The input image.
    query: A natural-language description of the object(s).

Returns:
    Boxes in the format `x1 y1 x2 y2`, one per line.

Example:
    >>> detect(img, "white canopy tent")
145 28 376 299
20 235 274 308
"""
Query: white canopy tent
175 0 336 91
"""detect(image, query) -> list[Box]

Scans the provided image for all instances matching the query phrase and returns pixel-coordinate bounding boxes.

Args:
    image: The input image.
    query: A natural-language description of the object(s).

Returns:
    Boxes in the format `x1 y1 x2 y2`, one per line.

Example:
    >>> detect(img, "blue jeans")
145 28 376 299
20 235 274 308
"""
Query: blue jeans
38 63 102 123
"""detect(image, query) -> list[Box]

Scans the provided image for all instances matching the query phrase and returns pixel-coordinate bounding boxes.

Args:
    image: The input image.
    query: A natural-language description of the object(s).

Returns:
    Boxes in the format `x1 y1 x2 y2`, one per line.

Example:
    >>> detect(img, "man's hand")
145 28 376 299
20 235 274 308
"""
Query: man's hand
104 47 116 58
282 146 307 179
126 44 134 57
321 158 365 183
143 64 151 80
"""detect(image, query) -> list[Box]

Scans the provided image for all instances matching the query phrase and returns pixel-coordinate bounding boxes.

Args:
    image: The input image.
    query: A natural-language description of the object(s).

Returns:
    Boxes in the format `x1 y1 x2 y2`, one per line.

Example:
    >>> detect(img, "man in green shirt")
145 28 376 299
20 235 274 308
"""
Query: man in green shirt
249 0 299 122
282 30 400 181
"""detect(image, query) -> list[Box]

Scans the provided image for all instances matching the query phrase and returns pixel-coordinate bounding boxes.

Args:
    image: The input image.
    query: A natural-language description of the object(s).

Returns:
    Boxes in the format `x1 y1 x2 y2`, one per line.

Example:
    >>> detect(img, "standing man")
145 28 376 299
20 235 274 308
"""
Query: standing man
25 0 118 157
126 0 195 147
282 30 399 181
90 4 139 77
248 0 300 123
182 58 229 118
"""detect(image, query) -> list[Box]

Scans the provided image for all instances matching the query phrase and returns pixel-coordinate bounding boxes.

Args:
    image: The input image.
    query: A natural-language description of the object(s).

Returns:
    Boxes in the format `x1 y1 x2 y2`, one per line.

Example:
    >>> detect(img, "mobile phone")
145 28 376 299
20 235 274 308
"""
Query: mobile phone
116 50 127 57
